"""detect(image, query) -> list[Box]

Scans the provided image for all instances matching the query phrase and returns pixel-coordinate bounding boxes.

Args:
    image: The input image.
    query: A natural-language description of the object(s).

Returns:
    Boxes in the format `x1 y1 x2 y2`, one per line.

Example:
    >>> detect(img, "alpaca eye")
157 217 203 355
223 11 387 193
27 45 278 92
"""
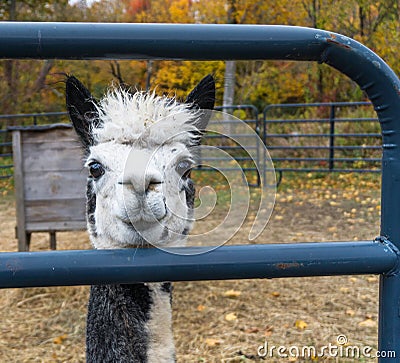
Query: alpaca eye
88 162 105 179
176 160 192 179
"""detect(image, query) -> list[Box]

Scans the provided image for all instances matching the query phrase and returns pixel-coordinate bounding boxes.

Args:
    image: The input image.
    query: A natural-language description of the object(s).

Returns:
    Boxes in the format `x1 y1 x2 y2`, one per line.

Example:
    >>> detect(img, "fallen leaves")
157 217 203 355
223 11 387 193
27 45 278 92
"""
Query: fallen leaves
346 309 356 317
244 326 260 334
53 334 68 345
264 326 274 337
358 318 377 328
225 313 238 322
327 226 337 233
205 338 221 347
272 174 381 244
294 319 308 330
223 289 241 298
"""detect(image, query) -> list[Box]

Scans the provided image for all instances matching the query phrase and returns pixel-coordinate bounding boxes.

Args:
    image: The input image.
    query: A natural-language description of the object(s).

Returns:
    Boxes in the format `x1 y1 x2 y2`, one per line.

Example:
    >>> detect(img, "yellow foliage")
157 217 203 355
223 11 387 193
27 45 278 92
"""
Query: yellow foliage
152 60 225 101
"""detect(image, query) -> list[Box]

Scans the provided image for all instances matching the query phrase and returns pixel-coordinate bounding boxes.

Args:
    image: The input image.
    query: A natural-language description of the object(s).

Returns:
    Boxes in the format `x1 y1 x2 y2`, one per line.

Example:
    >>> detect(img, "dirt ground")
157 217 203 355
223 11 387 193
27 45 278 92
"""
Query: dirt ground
0 173 383 362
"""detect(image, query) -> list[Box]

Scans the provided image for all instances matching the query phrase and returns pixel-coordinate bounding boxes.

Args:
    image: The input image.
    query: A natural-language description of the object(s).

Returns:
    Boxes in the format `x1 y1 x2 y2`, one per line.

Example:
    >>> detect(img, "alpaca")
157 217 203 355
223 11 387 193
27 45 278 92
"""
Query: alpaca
66 74 215 362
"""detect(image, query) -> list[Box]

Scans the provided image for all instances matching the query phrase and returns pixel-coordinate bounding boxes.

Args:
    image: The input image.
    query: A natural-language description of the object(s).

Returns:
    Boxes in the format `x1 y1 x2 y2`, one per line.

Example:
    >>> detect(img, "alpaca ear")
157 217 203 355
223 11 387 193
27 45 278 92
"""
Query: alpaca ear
185 74 215 131
66 75 99 149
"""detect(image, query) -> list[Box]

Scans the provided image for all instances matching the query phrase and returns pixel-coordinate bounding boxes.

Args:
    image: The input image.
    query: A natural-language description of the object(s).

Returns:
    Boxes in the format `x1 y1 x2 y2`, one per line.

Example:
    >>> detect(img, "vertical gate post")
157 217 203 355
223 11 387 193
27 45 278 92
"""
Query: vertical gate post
328 104 335 171
379 159 400 358
318 32 400 360
253 107 261 187
379 272 400 358
262 109 268 187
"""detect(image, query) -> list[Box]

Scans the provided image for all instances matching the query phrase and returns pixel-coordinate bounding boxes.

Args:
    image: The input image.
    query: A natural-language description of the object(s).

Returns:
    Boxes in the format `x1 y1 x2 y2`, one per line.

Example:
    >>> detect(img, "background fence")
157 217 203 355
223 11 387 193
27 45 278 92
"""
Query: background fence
263 101 381 173
0 101 381 182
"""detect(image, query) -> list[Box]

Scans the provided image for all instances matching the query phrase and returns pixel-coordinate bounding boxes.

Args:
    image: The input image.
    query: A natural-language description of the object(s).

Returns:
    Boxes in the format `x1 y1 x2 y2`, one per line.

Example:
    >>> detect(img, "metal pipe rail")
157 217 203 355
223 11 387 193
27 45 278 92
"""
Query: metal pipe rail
1 22 400 359
263 102 381 174
0 240 397 288
0 112 68 120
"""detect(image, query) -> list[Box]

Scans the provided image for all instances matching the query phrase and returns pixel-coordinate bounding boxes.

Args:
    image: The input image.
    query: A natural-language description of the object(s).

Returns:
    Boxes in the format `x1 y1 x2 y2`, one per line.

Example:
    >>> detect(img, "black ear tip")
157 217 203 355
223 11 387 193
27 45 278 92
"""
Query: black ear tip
65 74 98 149
199 74 216 91
65 75 85 93
65 75 95 106
203 74 215 83
65 74 76 86
185 74 216 110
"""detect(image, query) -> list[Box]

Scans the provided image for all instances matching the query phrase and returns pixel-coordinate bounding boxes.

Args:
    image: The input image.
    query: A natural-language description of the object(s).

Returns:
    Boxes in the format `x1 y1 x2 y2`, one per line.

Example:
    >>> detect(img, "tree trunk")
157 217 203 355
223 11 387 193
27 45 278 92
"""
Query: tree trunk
146 60 153 91
223 60 236 108
3 0 18 115
223 0 237 110
222 0 237 138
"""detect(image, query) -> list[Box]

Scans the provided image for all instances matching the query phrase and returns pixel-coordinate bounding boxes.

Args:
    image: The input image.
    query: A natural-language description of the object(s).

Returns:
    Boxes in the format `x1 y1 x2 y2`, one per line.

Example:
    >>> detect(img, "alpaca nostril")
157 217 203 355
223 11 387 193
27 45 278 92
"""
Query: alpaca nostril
118 171 164 194
146 180 163 192
144 173 164 193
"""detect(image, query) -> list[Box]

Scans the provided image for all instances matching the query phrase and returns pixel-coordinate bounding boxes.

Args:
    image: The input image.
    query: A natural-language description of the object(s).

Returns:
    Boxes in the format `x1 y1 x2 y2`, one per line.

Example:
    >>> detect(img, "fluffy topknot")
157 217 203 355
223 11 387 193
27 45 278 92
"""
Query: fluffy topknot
93 88 200 147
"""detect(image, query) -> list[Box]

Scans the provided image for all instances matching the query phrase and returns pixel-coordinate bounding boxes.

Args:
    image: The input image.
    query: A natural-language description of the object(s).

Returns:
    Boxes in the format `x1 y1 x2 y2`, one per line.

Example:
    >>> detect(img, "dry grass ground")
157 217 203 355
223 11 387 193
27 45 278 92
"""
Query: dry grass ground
0 173 382 362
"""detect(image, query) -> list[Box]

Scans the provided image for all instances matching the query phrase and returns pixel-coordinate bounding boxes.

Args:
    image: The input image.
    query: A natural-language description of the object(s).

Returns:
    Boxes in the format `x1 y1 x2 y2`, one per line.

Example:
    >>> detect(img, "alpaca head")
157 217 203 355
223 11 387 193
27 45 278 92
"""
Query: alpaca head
66 75 215 249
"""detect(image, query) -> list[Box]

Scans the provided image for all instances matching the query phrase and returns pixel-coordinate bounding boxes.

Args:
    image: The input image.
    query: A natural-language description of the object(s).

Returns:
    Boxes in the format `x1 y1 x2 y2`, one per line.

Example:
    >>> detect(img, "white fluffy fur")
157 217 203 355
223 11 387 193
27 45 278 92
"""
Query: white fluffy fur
93 89 199 146
146 283 175 363
87 89 197 249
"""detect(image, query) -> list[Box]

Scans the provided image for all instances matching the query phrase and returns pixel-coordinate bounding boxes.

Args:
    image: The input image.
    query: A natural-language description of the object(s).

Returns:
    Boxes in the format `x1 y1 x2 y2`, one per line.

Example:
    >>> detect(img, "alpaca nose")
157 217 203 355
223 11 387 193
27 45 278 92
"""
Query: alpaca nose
135 169 163 194
118 150 163 194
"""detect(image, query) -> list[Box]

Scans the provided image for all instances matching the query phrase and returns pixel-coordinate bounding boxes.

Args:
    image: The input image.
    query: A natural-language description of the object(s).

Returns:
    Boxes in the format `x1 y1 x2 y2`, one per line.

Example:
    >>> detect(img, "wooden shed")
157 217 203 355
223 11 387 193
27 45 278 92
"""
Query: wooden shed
10 124 87 251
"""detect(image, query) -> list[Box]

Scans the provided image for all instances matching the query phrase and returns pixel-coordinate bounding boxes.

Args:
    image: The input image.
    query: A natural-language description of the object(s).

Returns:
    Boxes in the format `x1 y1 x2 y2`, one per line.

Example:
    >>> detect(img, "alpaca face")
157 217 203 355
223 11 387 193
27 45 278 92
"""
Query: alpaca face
85 139 195 249
66 75 215 249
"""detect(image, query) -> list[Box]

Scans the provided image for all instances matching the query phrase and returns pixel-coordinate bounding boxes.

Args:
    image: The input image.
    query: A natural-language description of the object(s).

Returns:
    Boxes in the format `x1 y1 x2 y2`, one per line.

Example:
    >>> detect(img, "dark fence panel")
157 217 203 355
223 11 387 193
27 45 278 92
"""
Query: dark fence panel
0 103 382 182
204 105 261 187
263 102 381 175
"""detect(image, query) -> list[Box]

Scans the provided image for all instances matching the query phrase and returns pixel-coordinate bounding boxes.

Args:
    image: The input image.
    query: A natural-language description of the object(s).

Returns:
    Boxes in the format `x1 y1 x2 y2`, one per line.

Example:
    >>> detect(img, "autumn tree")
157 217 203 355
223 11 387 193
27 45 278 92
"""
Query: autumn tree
1 0 400 118
0 0 76 115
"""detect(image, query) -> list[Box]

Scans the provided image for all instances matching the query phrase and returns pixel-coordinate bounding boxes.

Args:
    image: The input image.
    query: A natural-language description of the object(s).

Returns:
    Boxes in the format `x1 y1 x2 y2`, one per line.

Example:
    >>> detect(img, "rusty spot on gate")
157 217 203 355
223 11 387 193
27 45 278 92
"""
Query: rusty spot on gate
326 38 351 49
276 262 301 269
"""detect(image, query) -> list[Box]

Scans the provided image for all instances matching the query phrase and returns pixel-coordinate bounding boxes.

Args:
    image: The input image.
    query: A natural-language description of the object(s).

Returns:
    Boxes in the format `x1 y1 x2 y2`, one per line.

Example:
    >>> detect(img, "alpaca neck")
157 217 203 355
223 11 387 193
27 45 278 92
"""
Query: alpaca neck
86 282 175 363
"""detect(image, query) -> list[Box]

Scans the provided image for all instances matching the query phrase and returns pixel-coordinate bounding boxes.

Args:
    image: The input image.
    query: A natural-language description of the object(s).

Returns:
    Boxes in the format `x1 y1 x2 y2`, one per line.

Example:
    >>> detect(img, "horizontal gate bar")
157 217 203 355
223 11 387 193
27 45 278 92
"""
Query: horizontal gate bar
0 23 329 60
0 240 397 288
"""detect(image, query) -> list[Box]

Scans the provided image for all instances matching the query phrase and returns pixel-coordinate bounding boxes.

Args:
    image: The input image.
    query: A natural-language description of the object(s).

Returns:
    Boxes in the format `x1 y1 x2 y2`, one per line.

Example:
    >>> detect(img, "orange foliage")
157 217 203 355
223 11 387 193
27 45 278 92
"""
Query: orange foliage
125 0 150 16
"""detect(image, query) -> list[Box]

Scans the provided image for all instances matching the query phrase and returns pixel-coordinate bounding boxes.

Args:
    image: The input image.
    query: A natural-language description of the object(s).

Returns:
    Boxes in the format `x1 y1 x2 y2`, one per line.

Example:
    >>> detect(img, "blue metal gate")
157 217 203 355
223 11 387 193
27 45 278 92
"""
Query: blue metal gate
0 23 399 360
